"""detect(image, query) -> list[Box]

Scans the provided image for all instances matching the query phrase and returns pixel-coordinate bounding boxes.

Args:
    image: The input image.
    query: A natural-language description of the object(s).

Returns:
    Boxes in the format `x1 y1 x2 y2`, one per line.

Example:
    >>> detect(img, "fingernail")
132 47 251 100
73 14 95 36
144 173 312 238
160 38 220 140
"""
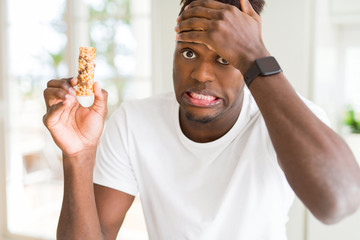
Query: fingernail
185 5 189 10
176 16 179 23
176 34 180 40
175 25 179 32
72 77 78 84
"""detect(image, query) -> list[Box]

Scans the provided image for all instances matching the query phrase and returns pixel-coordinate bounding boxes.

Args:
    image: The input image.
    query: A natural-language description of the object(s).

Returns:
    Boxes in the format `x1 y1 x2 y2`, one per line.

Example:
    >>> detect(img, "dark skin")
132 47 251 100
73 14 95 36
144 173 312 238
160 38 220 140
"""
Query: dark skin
43 0 360 239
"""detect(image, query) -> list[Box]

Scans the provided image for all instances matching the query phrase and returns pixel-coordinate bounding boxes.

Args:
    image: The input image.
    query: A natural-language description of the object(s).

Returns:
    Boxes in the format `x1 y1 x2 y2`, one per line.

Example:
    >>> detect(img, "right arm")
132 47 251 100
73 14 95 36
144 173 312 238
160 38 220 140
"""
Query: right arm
58 152 135 240
43 78 134 240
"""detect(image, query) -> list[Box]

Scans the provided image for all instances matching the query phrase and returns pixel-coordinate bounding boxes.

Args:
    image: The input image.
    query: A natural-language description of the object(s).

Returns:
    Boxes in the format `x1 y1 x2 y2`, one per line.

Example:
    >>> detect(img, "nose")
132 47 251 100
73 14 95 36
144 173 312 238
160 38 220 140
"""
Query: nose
190 60 216 83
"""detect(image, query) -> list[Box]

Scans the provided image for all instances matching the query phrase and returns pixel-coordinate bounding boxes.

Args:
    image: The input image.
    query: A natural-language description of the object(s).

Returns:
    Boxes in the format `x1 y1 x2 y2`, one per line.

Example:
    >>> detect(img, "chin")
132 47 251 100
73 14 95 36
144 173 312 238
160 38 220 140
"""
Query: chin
184 111 218 124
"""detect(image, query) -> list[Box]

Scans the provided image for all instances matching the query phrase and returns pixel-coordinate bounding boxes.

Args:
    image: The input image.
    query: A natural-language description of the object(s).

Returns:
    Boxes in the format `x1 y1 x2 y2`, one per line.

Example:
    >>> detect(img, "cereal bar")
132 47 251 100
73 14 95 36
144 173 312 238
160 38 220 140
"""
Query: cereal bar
77 47 96 96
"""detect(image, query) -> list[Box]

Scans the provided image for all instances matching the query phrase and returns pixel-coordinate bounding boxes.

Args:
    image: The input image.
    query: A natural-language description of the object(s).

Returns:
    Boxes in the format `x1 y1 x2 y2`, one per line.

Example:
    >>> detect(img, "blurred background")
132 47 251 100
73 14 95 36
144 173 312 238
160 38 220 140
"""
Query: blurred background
0 0 360 239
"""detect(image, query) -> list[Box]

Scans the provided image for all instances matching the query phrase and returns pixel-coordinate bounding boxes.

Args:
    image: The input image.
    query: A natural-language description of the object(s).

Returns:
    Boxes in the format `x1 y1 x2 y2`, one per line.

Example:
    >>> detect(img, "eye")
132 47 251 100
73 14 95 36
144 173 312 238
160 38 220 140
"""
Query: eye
181 49 196 59
217 57 229 65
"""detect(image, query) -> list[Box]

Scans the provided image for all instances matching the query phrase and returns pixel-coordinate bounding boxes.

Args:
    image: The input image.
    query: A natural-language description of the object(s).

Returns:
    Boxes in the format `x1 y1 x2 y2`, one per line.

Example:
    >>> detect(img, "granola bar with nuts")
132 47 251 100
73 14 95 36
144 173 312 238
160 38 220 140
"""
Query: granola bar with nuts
77 47 96 96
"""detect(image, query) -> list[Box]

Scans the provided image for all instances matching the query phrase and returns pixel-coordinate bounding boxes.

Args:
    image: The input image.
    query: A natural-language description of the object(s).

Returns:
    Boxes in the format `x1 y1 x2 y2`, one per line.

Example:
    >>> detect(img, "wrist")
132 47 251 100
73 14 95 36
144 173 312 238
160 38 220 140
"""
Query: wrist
243 56 283 87
237 47 270 75
62 148 97 170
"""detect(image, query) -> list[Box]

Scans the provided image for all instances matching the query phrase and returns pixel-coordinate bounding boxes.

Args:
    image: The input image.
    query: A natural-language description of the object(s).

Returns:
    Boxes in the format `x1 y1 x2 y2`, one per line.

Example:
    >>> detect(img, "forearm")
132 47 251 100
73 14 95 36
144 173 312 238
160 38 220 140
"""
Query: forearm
249 73 336 161
57 150 105 240
248 73 360 223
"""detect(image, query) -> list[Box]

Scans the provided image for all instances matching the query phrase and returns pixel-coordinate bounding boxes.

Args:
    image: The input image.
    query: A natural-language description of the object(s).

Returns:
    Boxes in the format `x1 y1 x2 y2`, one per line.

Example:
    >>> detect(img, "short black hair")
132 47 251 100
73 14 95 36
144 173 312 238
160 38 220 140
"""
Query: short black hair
179 0 265 16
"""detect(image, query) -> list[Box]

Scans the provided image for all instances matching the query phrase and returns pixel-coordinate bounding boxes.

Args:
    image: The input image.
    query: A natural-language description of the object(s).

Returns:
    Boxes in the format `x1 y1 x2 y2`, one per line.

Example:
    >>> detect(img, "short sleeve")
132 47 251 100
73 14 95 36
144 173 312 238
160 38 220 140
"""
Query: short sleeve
299 95 331 127
93 105 138 196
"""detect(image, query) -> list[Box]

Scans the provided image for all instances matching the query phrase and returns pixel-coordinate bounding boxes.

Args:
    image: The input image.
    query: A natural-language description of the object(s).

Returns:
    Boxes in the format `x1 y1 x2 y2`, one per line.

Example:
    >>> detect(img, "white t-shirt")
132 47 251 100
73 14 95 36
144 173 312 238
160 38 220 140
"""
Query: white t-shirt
94 88 329 240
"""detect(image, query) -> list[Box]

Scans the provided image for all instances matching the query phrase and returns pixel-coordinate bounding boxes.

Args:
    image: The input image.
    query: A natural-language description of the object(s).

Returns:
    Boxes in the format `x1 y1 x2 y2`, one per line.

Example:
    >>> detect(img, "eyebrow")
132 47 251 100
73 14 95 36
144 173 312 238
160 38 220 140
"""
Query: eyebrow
176 40 201 45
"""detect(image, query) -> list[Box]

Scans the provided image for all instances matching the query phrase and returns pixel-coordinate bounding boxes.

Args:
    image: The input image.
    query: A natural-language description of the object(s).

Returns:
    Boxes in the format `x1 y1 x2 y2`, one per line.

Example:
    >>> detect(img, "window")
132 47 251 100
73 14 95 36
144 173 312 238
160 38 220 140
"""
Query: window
312 0 360 133
341 27 360 113
2 0 150 239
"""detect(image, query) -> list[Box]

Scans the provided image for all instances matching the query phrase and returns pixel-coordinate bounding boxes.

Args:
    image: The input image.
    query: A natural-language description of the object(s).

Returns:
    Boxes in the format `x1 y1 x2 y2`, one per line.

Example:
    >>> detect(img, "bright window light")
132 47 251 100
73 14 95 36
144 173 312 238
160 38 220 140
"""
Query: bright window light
5 0 150 239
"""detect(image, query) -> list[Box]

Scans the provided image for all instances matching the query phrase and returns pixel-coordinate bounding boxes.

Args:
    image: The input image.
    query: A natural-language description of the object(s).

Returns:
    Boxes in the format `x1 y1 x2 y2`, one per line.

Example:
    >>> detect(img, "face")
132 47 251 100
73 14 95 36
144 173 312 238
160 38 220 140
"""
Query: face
173 41 245 124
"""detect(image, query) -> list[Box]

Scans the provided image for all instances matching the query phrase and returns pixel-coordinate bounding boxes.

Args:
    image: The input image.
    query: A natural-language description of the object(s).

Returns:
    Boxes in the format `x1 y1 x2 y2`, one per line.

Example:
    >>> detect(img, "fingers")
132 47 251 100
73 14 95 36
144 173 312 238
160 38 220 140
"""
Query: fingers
176 3 224 46
176 0 242 44
181 0 259 22
175 17 209 33
91 82 108 118
70 77 78 86
186 0 225 10
43 86 76 110
44 78 77 111
180 6 219 21
176 31 215 51
43 87 68 109
179 1 233 24
43 91 79 129
43 102 67 130
240 0 260 22
47 77 74 90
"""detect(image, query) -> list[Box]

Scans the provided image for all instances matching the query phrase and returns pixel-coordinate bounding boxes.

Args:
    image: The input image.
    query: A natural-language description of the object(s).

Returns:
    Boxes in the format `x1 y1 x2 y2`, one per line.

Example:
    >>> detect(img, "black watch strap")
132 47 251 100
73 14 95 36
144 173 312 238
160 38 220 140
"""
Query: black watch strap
244 56 282 86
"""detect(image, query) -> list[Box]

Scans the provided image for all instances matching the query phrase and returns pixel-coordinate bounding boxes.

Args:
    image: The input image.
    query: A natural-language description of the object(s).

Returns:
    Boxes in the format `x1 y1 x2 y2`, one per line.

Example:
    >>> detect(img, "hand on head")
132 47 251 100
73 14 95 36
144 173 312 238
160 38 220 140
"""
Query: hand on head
175 0 269 74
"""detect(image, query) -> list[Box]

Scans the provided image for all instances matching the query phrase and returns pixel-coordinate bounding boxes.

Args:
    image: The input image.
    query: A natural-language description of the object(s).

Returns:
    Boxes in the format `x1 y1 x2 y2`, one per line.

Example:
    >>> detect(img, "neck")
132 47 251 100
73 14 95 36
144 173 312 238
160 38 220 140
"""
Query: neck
179 98 243 143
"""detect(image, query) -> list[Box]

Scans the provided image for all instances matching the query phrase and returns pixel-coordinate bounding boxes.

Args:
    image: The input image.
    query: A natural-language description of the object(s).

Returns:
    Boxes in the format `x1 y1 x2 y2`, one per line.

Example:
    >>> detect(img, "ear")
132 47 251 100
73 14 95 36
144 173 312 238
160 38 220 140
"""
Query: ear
240 0 260 22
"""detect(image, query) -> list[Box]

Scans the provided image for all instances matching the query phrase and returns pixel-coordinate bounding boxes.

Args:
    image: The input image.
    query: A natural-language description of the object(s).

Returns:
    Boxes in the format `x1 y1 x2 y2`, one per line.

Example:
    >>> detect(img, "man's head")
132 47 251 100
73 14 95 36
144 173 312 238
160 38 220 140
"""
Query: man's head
179 0 265 16
173 0 262 129
173 42 245 125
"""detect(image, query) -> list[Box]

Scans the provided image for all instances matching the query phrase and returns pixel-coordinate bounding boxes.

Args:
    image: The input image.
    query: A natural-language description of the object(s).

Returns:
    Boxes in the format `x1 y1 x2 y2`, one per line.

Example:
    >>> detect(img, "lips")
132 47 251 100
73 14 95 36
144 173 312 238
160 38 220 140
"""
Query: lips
184 91 222 107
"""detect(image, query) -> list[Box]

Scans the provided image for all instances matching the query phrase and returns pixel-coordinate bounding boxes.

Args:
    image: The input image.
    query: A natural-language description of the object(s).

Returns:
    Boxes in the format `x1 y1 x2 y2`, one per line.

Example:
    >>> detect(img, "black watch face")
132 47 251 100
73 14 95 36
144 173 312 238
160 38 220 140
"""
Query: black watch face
257 57 282 75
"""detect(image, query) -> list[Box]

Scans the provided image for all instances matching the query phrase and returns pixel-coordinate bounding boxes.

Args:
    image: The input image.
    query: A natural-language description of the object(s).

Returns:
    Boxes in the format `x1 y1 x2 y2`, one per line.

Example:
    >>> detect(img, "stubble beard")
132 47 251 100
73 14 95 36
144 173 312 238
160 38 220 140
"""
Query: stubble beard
184 111 215 124
183 109 225 125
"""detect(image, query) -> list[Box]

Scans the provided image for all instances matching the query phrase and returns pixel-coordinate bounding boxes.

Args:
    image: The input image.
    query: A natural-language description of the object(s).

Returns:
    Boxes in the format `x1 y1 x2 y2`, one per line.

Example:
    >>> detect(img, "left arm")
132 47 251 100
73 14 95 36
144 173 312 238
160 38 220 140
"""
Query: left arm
248 71 360 224
176 0 360 224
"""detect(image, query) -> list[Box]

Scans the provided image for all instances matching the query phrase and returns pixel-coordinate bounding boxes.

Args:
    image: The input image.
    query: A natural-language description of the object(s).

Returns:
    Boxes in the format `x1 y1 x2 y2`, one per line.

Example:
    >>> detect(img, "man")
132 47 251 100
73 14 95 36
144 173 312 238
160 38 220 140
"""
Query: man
43 0 360 239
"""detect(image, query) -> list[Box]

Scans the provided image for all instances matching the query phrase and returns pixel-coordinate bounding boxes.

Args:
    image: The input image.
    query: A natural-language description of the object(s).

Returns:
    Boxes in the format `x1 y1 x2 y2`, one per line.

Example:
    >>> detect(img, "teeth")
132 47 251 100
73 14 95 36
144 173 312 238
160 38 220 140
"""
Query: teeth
190 92 216 101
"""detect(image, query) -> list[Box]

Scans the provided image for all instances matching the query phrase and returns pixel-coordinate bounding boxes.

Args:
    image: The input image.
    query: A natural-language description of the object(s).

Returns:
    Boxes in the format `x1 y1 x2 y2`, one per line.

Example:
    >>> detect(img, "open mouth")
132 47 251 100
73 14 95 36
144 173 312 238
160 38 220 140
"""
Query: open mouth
185 91 221 107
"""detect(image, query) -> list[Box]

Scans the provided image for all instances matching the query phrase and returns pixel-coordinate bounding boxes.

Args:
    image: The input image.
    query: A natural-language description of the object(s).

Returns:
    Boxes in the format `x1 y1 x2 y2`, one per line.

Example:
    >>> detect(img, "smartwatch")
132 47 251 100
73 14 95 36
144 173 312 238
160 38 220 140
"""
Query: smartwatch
244 56 282 86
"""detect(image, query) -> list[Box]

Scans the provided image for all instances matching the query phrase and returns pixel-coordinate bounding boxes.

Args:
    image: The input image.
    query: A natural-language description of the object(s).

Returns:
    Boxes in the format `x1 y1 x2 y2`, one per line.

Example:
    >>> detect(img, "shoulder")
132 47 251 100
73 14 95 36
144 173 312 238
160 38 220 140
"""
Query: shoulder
244 87 330 127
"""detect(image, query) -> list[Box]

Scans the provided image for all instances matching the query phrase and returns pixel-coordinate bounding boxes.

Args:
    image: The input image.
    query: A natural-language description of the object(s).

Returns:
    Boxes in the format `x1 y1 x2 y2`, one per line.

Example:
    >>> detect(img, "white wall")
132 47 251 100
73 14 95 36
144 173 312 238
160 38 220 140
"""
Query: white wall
312 0 342 129
262 0 314 98
151 0 179 94
0 0 9 238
